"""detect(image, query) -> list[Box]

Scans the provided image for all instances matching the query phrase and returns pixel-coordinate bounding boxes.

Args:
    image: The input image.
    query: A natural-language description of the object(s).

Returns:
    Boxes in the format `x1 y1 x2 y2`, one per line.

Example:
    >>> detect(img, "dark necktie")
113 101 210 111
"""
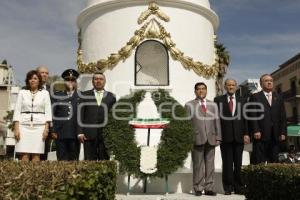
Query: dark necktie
229 96 233 114
201 99 206 113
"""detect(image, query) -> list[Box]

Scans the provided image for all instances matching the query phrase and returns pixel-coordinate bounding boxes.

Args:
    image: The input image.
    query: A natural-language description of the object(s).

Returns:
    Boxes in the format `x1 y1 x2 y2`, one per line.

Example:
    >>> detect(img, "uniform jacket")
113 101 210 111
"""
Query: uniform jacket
52 90 79 139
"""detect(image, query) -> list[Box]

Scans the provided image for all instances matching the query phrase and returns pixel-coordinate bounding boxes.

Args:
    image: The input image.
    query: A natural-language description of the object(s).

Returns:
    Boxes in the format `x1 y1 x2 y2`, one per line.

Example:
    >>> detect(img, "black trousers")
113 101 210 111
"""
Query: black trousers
83 134 109 161
40 137 51 160
220 142 244 192
41 124 53 160
56 139 79 161
251 138 280 164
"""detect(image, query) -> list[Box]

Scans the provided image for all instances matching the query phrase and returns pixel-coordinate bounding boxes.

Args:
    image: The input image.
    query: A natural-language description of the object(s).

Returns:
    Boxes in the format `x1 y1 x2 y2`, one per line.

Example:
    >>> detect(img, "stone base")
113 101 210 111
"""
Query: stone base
117 171 224 195
116 147 251 195
116 193 245 200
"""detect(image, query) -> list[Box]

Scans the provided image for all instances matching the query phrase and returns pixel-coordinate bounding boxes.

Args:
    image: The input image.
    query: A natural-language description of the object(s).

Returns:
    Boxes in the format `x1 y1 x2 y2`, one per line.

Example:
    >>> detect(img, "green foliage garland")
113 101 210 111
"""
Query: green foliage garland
103 89 193 178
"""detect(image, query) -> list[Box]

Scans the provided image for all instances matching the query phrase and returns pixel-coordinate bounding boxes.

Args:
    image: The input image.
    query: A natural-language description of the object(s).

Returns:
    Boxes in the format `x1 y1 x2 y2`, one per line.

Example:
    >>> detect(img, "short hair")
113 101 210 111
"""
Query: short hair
92 72 106 80
25 70 43 90
194 82 207 90
36 66 48 72
260 74 272 85
224 78 237 86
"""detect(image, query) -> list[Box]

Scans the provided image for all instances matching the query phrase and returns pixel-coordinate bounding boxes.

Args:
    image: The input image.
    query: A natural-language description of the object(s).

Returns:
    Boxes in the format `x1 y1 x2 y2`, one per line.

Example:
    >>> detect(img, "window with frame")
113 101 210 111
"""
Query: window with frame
135 40 169 86
290 77 297 95
276 84 282 94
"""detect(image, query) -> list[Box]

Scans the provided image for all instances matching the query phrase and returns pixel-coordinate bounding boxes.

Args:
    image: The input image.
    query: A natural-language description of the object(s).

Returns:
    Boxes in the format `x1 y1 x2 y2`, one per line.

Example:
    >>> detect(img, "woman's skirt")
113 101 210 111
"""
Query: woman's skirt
15 124 45 154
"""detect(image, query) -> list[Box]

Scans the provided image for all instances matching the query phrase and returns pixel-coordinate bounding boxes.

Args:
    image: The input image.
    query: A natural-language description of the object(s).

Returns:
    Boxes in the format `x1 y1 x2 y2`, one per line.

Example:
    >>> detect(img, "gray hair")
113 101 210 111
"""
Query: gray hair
224 78 237 86
36 65 49 72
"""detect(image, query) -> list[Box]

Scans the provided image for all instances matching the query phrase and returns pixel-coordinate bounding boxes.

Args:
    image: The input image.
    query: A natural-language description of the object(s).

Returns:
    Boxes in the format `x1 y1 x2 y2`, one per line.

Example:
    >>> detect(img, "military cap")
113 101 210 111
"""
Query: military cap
61 69 79 80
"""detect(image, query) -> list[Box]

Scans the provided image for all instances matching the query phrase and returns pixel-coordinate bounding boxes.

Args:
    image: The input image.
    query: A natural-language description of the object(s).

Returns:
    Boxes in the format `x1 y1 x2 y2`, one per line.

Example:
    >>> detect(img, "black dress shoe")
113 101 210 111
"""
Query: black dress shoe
195 191 202 196
204 191 217 196
224 191 232 195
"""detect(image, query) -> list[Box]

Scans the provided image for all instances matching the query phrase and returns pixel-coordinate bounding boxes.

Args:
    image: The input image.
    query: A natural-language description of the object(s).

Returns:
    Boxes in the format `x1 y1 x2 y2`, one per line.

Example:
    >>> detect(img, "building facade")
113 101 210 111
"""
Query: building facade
236 79 261 99
272 53 300 150
272 53 300 125
0 60 19 156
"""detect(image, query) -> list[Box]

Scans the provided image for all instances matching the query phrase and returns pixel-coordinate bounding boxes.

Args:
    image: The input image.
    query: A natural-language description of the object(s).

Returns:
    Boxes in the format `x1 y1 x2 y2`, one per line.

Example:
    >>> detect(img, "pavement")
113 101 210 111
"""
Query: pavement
116 193 245 200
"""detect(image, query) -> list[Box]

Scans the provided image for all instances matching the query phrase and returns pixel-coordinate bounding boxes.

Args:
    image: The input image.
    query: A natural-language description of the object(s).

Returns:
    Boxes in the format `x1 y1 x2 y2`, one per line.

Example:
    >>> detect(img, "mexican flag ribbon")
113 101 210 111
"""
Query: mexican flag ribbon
129 118 170 129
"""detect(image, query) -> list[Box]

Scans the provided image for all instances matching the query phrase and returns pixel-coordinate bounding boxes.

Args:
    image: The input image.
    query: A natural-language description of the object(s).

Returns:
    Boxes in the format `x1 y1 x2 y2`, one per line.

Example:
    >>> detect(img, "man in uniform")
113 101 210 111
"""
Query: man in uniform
51 69 80 160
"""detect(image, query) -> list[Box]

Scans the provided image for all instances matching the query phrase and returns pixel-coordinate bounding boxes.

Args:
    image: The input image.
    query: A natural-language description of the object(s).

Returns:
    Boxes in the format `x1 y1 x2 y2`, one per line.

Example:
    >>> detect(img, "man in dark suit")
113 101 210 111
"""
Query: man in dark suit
78 73 116 160
249 74 287 164
36 66 50 91
214 79 250 195
185 82 222 196
36 66 51 160
51 69 80 160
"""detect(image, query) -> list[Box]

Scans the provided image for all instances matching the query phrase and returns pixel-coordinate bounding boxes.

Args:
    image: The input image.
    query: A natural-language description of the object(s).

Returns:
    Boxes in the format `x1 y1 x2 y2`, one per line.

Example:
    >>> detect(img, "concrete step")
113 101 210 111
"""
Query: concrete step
117 193 245 200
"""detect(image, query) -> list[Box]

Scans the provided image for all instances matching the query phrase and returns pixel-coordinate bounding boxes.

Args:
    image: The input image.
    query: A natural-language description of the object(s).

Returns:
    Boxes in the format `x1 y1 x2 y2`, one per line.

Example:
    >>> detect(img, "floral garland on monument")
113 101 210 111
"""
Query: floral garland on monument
77 2 222 78
103 89 194 178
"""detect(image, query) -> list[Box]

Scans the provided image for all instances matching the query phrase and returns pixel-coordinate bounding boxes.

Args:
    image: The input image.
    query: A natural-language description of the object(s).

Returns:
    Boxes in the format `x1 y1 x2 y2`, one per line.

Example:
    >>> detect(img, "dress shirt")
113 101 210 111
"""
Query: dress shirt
263 91 272 106
94 89 104 105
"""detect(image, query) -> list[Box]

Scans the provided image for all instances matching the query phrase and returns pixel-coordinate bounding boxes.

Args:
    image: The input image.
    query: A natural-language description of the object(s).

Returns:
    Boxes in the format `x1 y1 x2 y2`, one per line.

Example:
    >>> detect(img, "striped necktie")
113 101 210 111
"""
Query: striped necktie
201 99 206 113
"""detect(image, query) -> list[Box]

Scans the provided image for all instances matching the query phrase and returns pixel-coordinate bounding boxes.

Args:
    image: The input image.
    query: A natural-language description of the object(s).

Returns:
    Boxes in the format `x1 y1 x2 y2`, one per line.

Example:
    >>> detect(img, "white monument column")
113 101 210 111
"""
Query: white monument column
77 0 221 194
77 0 219 103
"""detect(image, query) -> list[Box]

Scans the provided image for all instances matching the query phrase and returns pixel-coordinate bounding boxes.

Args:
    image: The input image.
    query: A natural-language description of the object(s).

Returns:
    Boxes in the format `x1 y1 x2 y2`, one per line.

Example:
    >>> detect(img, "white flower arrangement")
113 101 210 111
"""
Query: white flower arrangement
140 146 158 174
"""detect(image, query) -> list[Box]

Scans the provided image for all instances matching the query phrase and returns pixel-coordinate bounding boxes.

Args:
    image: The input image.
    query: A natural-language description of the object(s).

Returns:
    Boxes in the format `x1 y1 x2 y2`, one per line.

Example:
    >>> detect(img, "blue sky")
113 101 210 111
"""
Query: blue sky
0 0 299 85
211 0 300 82
0 0 85 84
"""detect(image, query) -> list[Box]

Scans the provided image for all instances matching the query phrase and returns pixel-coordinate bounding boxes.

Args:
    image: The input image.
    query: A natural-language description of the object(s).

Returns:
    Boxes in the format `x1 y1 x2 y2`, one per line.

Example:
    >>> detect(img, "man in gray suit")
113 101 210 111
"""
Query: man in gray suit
185 82 222 196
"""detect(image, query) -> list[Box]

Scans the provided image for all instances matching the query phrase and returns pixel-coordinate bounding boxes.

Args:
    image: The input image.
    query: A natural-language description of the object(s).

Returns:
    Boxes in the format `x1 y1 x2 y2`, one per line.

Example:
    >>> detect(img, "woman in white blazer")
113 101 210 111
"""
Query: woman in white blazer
13 70 52 161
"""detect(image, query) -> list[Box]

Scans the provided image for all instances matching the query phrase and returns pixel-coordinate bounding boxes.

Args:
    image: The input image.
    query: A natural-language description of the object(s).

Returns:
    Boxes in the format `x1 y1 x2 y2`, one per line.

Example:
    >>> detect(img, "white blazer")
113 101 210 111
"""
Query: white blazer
13 89 52 125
